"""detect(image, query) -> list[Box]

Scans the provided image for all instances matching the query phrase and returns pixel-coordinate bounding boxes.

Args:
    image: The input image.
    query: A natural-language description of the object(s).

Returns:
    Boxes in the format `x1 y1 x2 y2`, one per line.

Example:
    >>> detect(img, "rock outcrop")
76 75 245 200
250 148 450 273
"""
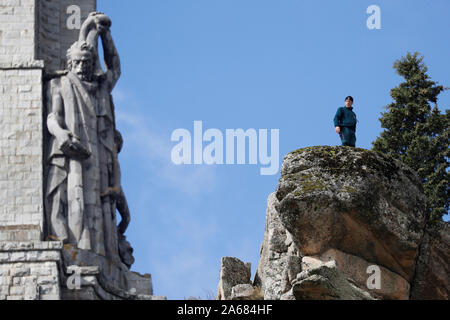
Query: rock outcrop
410 221 449 299
253 192 302 300
218 146 449 300
291 260 375 300
216 257 263 300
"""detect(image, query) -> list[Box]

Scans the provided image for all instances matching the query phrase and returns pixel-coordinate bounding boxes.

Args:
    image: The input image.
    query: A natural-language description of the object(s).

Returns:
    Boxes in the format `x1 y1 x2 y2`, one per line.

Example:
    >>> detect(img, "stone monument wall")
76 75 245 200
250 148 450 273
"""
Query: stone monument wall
0 0 37 65
0 241 62 300
37 0 96 72
0 0 96 240
0 1 161 300
0 0 45 241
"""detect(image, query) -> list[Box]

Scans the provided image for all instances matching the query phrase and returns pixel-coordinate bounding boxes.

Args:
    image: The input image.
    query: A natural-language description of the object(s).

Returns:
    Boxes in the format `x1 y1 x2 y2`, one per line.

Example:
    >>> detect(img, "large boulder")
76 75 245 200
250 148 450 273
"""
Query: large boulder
276 146 427 282
253 146 435 299
410 221 450 299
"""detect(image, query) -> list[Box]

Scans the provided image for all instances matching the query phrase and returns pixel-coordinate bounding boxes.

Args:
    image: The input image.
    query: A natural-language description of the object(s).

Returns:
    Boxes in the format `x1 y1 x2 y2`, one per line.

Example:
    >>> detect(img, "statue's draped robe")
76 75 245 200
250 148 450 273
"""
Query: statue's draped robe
46 71 119 260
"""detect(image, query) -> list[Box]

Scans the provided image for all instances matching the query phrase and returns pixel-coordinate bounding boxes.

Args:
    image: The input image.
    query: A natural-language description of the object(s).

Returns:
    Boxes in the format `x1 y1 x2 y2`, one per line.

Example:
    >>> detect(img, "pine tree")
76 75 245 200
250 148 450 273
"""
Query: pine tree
372 52 449 222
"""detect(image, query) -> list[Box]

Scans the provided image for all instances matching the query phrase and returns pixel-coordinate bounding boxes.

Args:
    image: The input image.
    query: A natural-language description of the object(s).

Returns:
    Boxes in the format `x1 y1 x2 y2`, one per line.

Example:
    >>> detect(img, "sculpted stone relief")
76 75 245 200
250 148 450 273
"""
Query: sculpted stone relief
44 12 134 268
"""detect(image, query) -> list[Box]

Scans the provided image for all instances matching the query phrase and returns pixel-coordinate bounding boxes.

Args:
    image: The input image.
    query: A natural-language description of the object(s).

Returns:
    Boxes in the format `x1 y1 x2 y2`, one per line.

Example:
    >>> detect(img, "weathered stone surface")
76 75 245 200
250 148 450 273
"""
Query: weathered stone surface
0 243 159 301
0 0 39 64
0 241 62 251
0 241 157 301
231 284 263 300
0 67 44 238
410 221 450 300
247 146 447 300
276 146 427 281
61 244 154 299
301 256 323 270
216 257 251 300
0 241 62 300
292 260 375 300
0 257 61 300
0 0 48 240
315 249 410 300
24 277 39 300
253 193 301 300
118 234 135 269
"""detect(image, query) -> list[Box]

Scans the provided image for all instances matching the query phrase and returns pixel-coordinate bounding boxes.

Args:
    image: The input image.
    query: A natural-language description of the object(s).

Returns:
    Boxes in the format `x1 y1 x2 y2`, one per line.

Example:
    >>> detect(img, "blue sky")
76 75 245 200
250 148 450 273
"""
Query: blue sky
97 0 450 299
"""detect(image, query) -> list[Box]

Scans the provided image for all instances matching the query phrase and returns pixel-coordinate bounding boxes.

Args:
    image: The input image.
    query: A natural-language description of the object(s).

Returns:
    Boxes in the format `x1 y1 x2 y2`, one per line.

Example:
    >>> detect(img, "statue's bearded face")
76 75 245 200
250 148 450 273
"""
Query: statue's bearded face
70 52 94 81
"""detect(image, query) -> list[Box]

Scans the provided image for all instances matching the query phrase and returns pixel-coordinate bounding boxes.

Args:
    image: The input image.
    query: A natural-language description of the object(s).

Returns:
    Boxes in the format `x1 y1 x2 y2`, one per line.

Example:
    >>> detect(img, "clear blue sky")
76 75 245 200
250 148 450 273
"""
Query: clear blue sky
97 0 450 299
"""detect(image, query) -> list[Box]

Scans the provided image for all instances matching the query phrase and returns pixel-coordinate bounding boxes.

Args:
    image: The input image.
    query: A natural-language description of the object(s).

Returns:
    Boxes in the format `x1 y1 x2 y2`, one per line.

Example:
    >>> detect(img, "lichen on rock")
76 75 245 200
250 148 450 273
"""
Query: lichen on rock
217 146 448 300
276 146 427 282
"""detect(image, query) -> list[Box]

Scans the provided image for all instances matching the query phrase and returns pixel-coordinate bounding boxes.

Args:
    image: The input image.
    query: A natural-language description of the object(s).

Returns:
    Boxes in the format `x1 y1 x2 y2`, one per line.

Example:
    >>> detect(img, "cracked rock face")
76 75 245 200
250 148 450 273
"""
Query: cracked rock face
254 146 440 300
253 192 302 300
231 284 263 300
292 260 375 300
276 146 427 282
216 257 252 300
410 221 450 300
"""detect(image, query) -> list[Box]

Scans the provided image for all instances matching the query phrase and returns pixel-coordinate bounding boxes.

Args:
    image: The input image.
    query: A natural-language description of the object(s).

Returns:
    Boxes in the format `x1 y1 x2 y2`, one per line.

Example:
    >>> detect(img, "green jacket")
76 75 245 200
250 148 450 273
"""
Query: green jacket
334 106 357 131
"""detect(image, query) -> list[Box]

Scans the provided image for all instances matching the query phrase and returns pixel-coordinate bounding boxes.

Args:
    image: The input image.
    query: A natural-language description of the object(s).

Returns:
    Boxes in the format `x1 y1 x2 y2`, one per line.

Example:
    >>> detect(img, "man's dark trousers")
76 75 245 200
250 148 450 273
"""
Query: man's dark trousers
339 126 356 147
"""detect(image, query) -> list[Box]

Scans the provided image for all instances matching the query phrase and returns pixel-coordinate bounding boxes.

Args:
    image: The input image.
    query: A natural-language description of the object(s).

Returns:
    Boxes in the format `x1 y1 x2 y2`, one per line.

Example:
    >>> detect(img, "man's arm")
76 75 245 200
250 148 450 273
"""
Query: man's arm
334 108 342 133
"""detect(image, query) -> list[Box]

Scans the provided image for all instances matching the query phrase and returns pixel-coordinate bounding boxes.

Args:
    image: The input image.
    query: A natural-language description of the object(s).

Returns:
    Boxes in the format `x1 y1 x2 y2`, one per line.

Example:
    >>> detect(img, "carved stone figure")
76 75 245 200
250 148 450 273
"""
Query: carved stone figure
118 234 135 269
45 12 132 266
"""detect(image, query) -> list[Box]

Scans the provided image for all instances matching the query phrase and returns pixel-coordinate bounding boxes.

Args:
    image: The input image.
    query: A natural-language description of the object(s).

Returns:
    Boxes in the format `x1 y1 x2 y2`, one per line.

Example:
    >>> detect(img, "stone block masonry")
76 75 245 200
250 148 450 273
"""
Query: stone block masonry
37 0 97 72
0 0 96 69
0 0 37 66
0 0 96 239
0 66 44 240
1 0 45 239
0 241 62 300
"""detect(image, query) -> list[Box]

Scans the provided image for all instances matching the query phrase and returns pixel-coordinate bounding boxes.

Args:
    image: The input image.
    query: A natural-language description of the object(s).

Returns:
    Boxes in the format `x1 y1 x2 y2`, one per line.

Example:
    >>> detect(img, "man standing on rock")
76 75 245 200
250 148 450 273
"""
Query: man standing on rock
334 96 357 147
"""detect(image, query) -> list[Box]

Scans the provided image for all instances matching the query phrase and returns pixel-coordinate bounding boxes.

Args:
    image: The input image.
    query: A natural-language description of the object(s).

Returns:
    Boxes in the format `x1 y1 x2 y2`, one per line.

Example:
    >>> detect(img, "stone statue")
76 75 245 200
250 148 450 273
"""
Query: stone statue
45 12 133 267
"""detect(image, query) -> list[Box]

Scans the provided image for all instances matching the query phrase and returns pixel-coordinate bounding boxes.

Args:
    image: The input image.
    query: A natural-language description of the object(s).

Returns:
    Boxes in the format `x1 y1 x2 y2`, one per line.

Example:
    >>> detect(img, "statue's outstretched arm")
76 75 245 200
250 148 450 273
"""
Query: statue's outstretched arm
78 14 97 44
78 12 115 78
78 12 111 45
78 12 120 89
101 29 121 91
47 90 67 139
